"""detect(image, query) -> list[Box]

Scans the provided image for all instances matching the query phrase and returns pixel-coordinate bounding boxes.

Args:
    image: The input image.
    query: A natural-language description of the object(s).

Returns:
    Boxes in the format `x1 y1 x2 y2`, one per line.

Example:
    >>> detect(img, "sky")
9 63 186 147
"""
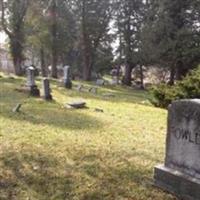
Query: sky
0 32 7 44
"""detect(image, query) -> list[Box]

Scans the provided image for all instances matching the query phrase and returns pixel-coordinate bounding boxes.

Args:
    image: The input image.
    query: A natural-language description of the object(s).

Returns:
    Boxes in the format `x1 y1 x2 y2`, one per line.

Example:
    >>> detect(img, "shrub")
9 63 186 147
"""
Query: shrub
150 67 200 108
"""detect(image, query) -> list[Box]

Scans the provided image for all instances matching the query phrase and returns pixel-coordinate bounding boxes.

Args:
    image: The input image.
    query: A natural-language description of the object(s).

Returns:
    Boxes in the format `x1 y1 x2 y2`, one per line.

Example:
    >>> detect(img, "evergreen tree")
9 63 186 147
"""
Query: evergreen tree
77 0 114 80
114 0 145 86
145 0 200 85
26 0 77 77
0 0 29 75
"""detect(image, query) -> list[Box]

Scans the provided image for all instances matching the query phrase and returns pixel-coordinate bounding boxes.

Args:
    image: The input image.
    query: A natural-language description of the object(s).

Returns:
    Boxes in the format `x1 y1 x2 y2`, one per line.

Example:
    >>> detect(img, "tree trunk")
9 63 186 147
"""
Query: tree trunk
123 11 133 86
51 0 58 79
139 65 145 89
10 36 23 76
13 57 23 76
40 48 47 77
51 47 58 78
81 0 92 81
1 0 26 76
83 53 92 81
169 66 175 85
123 62 133 86
176 60 186 80
116 65 120 85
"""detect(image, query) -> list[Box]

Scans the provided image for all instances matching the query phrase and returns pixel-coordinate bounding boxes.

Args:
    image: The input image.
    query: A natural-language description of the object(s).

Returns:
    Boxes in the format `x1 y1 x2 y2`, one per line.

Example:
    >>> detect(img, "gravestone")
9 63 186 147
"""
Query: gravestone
76 84 84 92
89 87 98 94
96 79 105 86
63 66 72 89
26 66 40 96
154 99 200 200
111 78 118 85
42 78 52 100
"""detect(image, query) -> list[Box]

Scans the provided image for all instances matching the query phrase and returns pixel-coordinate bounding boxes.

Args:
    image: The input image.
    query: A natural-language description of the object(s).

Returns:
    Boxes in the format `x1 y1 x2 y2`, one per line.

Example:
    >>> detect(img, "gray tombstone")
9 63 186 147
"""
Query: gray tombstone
26 66 40 96
96 79 105 86
26 66 35 87
63 65 72 89
154 99 200 200
42 78 52 100
111 77 118 85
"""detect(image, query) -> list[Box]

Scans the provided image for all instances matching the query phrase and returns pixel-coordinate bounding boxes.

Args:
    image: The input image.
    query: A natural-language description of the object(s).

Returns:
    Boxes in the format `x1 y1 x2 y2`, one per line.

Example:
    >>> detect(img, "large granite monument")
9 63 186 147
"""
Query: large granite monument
154 99 200 200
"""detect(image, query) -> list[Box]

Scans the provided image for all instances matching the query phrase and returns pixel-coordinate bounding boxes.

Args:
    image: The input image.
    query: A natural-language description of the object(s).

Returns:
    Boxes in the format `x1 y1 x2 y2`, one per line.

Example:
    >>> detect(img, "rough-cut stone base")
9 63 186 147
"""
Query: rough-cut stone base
154 165 200 200
64 80 72 89
30 86 40 97
43 94 53 101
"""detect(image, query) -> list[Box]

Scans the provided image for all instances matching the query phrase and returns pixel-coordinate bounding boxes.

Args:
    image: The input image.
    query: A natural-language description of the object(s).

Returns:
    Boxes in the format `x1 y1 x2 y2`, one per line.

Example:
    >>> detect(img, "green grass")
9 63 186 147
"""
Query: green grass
0 74 177 200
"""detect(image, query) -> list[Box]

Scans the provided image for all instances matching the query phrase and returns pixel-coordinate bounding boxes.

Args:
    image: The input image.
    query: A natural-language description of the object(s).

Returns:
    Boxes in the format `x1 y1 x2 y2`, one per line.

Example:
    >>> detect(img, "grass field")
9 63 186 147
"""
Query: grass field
0 74 177 200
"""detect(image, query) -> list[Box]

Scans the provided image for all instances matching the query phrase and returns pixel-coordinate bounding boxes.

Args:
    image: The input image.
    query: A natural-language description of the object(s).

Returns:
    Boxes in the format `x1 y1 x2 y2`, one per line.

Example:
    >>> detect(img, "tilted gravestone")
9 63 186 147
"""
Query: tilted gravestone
26 66 40 96
154 99 200 200
42 78 52 101
63 66 72 89
89 87 98 94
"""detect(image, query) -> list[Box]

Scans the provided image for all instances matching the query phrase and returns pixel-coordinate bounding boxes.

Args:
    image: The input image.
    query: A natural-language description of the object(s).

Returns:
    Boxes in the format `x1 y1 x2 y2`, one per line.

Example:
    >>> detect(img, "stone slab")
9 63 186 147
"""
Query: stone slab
154 165 200 200
67 101 86 109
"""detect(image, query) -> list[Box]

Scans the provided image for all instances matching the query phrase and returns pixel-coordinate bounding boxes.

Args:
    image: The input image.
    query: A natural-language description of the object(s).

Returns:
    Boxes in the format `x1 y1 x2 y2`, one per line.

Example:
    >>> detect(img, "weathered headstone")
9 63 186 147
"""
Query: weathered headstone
111 78 118 85
26 66 40 96
154 99 200 200
42 78 52 100
63 65 72 89
26 66 35 87
96 79 105 86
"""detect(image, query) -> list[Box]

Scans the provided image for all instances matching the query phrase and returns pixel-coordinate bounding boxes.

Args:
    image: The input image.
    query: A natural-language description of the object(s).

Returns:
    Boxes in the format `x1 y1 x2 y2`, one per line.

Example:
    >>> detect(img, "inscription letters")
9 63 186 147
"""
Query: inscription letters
173 128 200 145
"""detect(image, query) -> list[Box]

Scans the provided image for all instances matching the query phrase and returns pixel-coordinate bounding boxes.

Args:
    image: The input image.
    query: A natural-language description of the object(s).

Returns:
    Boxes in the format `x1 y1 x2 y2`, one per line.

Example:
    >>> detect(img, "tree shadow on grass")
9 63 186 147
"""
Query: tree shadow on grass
0 149 75 200
0 104 103 131
0 148 175 200
0 78 104 131
79 152 175 200
57 83 151 106
1 76 151 106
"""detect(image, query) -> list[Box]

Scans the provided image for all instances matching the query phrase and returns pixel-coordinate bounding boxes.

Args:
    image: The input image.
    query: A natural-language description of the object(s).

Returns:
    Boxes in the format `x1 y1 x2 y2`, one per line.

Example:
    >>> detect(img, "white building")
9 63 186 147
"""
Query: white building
0 47 14 73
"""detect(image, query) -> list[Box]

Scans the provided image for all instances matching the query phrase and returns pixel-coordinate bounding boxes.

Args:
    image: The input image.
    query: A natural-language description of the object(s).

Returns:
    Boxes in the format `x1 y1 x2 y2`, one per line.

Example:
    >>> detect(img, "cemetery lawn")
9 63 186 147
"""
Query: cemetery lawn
0 75 177 200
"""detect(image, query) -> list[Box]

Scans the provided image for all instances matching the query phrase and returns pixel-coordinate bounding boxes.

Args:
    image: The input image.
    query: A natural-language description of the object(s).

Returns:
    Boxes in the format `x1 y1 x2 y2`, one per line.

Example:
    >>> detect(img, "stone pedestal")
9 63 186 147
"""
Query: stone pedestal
64 79 72 89
30 85 40 97
155 165 200 200
154 100 200 200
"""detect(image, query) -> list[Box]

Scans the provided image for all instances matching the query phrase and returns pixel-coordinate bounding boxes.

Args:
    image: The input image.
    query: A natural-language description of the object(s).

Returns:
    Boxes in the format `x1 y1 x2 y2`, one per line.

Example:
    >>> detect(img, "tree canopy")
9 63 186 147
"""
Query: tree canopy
0 0 199 84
